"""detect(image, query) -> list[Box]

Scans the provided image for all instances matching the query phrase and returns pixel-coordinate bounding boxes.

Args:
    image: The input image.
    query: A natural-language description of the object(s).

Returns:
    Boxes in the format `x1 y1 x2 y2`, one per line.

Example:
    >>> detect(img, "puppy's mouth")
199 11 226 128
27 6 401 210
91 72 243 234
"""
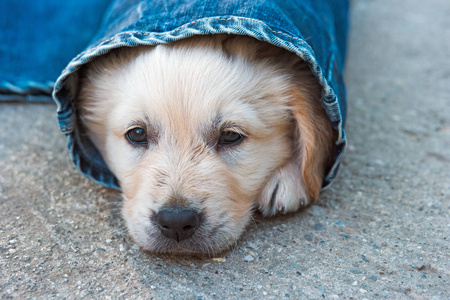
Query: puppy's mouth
143 206 234 255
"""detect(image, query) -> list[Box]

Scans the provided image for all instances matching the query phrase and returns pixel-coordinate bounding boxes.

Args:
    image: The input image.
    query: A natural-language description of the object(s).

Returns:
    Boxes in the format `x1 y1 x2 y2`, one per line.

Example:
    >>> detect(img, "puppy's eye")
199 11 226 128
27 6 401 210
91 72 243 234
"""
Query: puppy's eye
126 127 147 145
219 130 243 145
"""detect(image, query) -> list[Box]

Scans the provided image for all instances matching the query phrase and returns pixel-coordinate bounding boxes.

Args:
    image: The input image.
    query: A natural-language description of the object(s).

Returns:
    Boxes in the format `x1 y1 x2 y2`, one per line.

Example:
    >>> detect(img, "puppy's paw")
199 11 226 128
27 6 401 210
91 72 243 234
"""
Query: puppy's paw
259 161 310 216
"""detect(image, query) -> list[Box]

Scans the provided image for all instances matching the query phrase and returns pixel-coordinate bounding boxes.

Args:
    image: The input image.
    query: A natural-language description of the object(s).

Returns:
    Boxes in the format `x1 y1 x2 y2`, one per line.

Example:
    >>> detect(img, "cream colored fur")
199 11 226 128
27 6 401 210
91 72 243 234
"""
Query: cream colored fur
77 35 335 255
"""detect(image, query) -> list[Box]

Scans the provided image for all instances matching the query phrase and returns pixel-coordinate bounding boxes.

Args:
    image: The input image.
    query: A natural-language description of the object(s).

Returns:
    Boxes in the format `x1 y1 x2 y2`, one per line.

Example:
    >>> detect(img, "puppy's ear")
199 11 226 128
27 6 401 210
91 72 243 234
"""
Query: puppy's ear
289 83 336 202
259 69 336 216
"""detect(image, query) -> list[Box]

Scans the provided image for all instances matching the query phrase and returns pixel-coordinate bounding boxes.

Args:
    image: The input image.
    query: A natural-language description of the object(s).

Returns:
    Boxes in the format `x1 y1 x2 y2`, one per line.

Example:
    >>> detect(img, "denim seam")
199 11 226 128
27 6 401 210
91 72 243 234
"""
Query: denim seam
0 80 54 94
75 16 307 58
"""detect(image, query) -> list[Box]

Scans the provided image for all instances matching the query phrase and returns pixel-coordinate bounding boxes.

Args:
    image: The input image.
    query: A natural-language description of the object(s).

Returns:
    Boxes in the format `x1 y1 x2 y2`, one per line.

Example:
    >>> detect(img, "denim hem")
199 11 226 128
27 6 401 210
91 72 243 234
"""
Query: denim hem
1 80 54 103
53 15 347 191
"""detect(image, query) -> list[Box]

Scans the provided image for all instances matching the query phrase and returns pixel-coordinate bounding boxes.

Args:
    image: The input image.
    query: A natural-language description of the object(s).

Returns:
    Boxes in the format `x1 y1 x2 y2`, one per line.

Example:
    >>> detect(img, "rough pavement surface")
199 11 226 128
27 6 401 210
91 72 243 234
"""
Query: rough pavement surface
1 0 449 298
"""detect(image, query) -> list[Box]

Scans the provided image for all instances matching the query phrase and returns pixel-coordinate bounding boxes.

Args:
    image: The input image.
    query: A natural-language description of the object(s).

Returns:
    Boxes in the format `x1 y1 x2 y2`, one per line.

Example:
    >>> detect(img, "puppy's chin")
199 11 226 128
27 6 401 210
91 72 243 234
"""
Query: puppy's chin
77 35 335 255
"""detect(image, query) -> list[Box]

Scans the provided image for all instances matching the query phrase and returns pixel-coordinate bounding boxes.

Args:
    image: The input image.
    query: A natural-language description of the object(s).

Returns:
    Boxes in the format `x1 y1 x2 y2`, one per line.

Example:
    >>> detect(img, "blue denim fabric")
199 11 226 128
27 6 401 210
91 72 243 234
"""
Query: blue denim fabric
10 0 349 191
0 0 111 102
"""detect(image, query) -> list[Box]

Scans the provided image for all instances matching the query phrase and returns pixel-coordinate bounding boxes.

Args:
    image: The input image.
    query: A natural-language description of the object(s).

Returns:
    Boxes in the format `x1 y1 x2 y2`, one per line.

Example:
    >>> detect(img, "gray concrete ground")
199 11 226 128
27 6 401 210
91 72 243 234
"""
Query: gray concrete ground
1 0 449 298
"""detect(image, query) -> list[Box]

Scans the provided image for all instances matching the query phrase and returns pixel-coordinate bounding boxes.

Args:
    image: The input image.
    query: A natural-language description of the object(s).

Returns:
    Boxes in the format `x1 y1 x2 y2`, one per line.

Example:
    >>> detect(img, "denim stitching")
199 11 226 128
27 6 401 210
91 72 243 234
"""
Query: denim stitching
74 16 307 58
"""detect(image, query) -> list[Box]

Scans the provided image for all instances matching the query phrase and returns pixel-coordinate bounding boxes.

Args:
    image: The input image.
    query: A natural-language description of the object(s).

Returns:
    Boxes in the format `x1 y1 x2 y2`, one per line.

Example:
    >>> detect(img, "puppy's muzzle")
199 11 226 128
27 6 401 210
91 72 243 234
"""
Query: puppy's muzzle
156 207 201 242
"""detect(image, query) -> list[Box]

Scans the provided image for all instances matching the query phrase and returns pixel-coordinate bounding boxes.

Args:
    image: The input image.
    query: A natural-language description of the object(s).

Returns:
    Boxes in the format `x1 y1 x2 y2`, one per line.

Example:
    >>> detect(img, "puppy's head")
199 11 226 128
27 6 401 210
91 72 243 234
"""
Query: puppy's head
77 36 334 255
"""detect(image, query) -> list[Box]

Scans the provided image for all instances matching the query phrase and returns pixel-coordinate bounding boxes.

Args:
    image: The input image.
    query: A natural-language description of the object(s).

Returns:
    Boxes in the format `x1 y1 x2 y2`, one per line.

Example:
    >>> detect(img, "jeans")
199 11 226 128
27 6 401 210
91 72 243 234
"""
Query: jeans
0 0 111 102
2 0 349 190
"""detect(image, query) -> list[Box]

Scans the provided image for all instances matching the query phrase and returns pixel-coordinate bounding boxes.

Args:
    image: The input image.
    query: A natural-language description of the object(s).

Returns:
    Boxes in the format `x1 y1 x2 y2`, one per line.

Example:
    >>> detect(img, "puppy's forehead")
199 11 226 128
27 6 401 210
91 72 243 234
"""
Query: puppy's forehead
118 47 265 132
140 91 260 138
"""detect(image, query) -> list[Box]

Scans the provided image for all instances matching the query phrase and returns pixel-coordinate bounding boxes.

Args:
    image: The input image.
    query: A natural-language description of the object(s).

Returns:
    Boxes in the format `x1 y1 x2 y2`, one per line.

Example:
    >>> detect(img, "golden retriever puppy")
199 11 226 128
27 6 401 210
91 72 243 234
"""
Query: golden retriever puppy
77 35 335 255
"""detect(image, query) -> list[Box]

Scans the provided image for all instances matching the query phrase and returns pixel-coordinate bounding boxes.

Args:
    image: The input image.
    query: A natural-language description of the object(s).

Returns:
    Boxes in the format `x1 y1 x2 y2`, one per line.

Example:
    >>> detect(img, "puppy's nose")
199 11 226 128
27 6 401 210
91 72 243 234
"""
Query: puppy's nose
156 207 200 242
